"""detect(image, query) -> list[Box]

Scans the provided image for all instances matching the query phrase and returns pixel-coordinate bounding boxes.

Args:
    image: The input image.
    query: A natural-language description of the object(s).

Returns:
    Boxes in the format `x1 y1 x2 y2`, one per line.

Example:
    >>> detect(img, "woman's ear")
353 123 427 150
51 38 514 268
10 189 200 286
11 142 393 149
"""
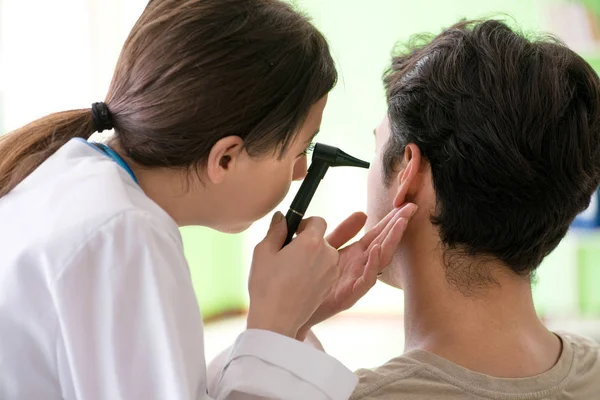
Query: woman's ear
393 143 422 208
206 136 244 184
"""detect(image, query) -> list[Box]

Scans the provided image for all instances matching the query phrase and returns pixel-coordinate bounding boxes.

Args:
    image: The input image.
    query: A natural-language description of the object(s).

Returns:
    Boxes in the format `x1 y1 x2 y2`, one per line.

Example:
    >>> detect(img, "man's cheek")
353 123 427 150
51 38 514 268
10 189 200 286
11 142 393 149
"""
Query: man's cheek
365 214 376 232
365 184 378 231
366 195 390 232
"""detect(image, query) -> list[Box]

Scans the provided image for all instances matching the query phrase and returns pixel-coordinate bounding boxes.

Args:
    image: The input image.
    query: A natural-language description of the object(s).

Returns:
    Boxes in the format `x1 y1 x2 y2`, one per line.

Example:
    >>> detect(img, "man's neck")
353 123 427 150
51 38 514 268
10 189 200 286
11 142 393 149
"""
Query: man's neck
398 248 562 378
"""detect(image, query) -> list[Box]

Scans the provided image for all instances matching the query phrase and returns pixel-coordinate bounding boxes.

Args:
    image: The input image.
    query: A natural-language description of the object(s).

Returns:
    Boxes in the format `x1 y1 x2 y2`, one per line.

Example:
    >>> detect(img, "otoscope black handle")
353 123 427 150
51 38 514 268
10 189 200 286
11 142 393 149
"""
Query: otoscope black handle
283 209 303 246
282 161 330 247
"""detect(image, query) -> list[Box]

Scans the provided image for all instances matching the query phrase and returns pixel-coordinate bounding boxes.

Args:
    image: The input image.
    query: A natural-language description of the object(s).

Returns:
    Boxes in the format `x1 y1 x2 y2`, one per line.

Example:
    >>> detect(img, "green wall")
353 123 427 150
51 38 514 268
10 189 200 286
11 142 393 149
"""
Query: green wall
299 0 544 149
181 227 246 319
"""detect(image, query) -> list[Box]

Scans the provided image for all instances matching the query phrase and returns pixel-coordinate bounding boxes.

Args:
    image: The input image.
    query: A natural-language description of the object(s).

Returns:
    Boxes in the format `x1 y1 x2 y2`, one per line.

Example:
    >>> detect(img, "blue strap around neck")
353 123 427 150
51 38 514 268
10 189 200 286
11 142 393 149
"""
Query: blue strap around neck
94 143 139 185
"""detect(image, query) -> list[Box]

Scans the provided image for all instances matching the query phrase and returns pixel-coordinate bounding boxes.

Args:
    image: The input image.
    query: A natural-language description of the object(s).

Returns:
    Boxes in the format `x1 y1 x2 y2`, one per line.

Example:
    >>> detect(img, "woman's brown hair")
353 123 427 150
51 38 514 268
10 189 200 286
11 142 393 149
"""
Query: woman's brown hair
0 0 336 198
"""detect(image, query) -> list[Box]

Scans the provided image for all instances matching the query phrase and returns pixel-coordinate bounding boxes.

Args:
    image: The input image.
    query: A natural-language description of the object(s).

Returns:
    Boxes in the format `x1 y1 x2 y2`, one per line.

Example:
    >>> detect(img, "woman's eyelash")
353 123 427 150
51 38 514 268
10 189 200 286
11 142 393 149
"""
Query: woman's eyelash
302 142 315 156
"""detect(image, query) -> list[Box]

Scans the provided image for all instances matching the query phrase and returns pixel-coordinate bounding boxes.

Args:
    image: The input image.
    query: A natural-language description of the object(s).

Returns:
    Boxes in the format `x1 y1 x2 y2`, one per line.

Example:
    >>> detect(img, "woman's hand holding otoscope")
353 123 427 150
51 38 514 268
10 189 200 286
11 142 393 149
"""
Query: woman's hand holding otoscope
247 143 371 338
276 142 418 341
247 142 417 340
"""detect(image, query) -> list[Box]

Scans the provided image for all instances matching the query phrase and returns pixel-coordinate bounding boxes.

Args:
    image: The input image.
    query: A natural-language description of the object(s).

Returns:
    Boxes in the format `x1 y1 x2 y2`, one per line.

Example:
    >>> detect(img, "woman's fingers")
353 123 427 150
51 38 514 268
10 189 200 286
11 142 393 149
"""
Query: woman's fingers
326 212 367 249
353 244 381 295
359 207 400 248
379 217 409 267
362 203 418 251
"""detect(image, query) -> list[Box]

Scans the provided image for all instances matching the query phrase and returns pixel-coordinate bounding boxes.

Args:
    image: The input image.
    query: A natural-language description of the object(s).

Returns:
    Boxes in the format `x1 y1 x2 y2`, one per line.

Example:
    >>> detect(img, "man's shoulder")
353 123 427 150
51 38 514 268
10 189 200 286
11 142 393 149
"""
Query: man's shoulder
350 354 455 400
351 334 600 400
558 330 600 351
558 330 600 370
353 355 422 388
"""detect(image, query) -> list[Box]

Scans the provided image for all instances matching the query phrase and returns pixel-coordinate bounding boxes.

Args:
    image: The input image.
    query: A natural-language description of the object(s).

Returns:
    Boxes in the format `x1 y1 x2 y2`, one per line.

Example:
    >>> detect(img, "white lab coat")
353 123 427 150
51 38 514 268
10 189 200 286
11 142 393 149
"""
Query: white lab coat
0 139 357 399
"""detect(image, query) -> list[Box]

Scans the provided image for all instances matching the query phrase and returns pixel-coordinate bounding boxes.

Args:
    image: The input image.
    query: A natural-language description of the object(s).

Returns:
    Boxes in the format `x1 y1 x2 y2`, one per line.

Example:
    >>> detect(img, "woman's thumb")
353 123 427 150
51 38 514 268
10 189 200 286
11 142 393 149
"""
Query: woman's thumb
263 211 287 250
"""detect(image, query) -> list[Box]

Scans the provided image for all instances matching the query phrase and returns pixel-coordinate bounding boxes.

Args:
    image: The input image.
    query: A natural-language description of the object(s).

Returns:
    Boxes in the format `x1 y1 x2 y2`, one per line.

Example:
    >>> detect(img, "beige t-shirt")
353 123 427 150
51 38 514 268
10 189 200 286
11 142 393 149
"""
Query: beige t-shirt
351 332 599 400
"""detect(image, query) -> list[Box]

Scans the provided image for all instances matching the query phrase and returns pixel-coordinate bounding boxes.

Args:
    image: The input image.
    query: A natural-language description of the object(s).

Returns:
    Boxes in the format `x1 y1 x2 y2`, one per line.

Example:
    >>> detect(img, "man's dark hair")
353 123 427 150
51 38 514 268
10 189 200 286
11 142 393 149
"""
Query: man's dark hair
383 19 600 287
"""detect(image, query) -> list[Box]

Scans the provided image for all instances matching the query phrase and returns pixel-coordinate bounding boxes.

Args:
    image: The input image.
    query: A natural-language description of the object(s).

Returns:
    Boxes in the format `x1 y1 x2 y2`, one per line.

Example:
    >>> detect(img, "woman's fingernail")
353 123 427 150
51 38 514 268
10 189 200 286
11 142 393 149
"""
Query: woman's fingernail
399 204 418 218
410 205 419 217
398 217 408 231
272 212 283 224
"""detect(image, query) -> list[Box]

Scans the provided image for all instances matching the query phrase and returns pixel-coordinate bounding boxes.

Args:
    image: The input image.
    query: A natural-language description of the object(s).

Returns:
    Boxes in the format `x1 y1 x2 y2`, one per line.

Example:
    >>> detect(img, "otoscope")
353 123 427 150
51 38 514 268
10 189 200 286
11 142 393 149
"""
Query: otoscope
283 143 370 246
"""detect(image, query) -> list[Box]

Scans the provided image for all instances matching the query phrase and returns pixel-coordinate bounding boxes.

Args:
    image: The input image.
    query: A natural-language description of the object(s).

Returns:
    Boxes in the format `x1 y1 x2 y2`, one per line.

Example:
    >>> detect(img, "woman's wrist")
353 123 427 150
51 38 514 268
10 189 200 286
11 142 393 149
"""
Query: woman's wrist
296 326 311 342
299 328 325 351
246 314 298 339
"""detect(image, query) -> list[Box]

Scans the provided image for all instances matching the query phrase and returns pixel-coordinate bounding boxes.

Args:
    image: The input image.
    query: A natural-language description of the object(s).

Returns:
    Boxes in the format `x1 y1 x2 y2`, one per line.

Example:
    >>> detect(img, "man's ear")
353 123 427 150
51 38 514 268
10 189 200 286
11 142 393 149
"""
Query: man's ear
206 136 244 184
393 143 423 208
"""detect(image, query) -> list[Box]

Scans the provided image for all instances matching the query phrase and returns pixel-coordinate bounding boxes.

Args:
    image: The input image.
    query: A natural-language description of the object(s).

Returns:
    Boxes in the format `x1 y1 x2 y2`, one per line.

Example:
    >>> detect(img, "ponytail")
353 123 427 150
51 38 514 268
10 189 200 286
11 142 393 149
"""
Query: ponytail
0 109 94 198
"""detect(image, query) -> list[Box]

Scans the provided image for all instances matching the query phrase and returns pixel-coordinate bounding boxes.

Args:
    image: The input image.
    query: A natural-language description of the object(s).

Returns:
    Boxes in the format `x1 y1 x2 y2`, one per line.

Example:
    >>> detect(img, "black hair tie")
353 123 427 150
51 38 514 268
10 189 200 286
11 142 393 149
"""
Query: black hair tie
91 102 113 133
